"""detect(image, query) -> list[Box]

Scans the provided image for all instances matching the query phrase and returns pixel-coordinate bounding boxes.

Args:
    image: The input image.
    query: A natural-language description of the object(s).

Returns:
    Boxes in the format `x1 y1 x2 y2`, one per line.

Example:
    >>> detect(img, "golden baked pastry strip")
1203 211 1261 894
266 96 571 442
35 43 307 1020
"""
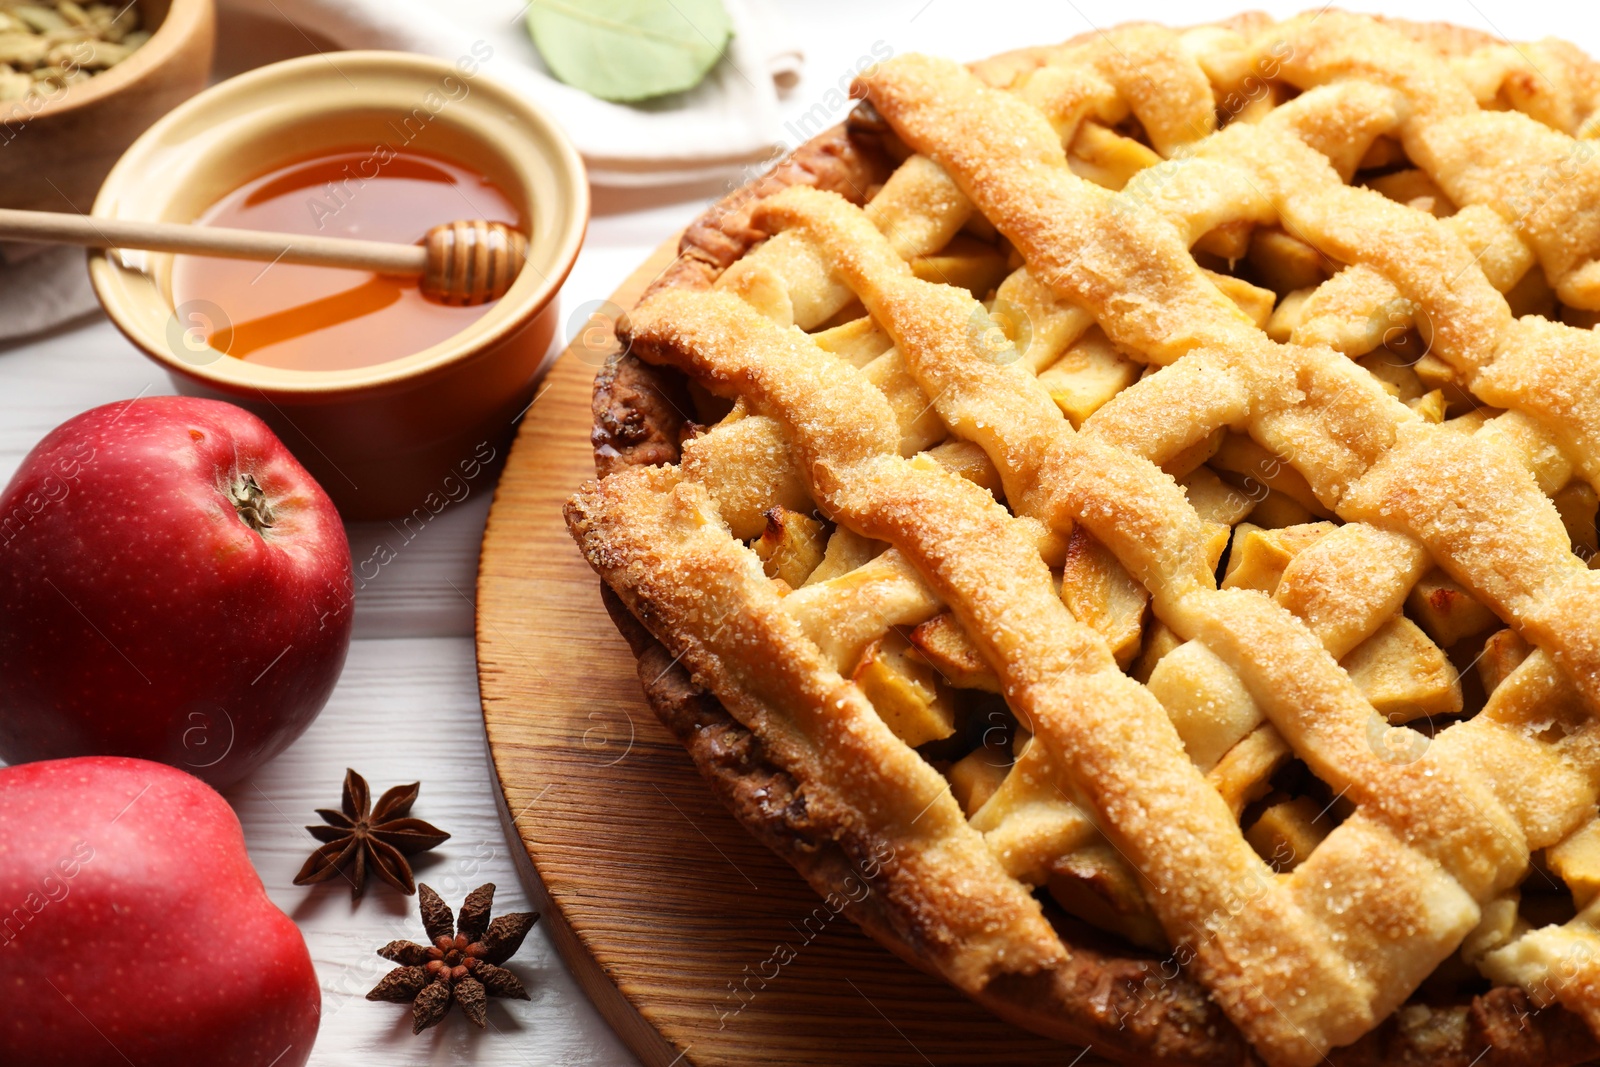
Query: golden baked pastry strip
579 12 1600 1062
611 225 1548 1062
742 180 1566 1046
858 47 1600 694
602 288 1381 1065
1271 16 1600 309
707 0 1593 895
720 197 1389 885
717 153 974 332
748 18 1600 1062
751 196 1388 749
568 457 1067 994
668 68 1568 991
598 273 1563 1061
595 292 1542 1067
852 33 1600 1050
857 18 1600 484
1460 652 1600 1032
828 26 1597 867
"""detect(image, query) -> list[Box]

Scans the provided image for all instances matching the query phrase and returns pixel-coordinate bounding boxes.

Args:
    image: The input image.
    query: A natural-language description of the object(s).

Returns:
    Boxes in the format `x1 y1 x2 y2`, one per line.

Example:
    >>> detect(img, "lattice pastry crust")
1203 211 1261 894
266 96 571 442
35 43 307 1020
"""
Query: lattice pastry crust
568 12 1600 1066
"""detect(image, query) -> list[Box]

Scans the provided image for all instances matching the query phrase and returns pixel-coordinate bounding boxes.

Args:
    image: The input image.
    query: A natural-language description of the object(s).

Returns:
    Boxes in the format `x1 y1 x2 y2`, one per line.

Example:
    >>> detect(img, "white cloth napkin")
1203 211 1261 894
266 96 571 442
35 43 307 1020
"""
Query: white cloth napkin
0 245 100 345
220 0 801 187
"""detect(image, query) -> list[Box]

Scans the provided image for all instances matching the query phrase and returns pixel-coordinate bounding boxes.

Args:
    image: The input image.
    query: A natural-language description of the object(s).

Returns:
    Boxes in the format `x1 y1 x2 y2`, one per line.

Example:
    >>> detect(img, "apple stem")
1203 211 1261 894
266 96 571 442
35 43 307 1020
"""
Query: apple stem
229 474 276 535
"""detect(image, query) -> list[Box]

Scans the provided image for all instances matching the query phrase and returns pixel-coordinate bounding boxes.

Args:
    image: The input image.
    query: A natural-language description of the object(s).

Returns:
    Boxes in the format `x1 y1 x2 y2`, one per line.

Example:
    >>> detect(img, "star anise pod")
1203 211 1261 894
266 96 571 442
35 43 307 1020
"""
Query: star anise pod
293 769 450 898
366 883 539 1033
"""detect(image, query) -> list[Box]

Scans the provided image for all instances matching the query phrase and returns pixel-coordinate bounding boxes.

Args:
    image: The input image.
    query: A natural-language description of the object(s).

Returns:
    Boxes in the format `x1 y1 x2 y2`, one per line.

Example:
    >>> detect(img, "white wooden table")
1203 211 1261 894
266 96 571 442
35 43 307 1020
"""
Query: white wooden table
2 1 1591 1063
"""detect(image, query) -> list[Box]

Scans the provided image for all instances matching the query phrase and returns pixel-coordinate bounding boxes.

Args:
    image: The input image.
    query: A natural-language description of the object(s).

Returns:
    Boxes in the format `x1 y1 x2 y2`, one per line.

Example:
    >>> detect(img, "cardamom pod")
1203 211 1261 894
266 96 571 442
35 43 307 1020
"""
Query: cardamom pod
0 0 144 105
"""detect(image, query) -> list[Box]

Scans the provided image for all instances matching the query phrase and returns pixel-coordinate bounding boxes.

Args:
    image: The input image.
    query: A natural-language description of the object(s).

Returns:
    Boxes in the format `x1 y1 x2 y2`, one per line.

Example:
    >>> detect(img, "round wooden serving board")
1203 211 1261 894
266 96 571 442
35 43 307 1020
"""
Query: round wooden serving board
476 239 1097 1067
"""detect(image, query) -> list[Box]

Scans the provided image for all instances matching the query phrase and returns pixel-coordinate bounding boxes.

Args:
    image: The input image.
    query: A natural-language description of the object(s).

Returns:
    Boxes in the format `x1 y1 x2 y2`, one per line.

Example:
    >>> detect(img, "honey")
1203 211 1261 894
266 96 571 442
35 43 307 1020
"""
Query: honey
171 148 521 371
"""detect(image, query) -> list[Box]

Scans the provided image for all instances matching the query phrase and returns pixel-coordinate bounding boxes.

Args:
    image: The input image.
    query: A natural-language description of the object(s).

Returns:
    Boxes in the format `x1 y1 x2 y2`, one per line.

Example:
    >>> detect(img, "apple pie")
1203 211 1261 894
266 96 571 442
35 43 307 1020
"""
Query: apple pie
568 12 1600 1065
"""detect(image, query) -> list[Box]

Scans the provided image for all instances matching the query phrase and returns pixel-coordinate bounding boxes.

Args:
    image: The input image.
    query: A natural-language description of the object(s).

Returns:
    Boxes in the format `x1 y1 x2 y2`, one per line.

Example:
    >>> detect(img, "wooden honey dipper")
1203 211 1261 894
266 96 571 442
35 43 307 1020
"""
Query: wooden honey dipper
0 208 528 306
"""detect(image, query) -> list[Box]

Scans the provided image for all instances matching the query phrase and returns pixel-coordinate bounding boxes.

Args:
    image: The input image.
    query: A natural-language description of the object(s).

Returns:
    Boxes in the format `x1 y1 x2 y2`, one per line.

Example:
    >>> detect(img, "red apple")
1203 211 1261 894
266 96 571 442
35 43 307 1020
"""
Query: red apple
0 396 353 787
0 756 320 1066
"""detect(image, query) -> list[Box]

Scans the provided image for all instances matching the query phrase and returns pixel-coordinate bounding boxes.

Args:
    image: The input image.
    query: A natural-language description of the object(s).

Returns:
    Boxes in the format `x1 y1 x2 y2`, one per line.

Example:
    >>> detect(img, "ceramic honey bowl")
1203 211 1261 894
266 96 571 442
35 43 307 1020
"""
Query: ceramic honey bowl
89 50 589 520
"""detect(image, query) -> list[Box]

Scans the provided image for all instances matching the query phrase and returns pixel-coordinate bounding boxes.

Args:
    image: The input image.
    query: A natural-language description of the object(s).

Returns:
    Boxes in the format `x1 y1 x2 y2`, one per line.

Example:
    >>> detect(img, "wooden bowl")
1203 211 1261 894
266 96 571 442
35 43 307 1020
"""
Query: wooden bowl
89 51 590 521
0 0 214 214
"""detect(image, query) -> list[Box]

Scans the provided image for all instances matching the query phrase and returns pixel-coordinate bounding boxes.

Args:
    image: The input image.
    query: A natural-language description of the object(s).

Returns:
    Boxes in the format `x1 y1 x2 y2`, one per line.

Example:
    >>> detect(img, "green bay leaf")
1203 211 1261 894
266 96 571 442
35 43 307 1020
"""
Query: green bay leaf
527 0 734 104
